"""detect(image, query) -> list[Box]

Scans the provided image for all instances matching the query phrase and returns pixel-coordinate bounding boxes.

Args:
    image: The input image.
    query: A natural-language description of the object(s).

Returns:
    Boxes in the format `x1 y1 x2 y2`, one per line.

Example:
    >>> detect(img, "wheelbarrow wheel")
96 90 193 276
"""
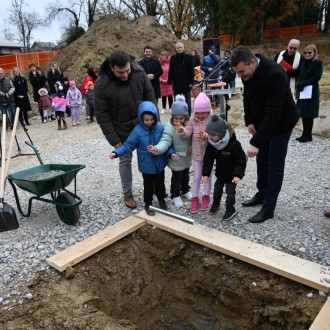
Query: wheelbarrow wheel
55 192 80 225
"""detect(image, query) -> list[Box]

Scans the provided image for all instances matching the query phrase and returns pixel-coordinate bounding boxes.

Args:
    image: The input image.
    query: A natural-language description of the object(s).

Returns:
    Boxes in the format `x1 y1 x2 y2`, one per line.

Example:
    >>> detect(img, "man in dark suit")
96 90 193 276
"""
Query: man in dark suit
168 42 194 115
138 46 163 102
231 46 299 223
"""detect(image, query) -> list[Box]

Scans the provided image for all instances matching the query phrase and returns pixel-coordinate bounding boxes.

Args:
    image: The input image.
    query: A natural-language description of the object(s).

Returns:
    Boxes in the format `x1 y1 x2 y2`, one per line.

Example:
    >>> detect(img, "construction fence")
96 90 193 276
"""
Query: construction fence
219 24 318 46
0 51 58 73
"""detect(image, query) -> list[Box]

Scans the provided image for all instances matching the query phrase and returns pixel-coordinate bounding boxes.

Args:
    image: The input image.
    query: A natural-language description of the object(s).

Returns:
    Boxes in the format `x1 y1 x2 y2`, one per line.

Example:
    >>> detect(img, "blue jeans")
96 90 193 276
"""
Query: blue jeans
1 101 16 128
256 131 292 212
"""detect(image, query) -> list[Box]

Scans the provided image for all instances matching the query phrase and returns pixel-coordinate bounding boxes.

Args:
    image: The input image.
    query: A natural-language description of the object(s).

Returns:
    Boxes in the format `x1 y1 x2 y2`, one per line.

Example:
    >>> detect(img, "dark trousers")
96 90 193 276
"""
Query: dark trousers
213 180 236 205
162 96 173 110
302 117 314 138
170 168 190 199
142 171 166 205
89 104 94 120
256 131 292 212
175 90 191 116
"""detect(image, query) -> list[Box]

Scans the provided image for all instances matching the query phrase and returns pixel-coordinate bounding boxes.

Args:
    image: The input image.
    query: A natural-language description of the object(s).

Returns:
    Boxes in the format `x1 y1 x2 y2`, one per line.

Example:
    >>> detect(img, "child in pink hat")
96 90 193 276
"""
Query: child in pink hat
176 92 213 213
66 80 82 126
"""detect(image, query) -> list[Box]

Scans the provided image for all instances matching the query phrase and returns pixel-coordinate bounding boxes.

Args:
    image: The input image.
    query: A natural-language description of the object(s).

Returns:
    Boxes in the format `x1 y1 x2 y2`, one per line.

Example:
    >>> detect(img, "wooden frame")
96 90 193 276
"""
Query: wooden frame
46 211 330 328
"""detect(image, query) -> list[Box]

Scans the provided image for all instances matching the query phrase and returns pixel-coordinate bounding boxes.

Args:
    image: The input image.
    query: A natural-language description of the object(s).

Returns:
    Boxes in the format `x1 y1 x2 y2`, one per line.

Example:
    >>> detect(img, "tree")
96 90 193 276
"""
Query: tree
118 0 161 19
7 0 44 51
160 0 199 39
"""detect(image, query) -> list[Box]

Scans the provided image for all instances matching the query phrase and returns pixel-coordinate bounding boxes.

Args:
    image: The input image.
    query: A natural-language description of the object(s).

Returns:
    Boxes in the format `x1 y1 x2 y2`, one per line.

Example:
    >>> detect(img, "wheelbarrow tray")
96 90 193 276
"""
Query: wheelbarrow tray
8 164 85 196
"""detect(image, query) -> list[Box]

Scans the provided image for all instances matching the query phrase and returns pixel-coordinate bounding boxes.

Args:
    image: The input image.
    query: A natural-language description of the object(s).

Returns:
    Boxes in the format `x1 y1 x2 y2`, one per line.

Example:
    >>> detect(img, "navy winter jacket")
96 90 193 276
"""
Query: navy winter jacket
113 101 172 174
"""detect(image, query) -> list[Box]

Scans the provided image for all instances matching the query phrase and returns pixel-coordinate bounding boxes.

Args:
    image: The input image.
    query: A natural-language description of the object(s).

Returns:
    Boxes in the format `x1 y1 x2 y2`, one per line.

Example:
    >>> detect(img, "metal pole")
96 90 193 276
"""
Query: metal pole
149 206 195 225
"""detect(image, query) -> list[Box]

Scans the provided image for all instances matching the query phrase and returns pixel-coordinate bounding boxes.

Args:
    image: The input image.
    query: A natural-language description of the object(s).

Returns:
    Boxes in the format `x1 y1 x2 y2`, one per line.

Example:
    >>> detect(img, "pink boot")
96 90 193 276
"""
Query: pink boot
190 197 199 213
200 195 210 210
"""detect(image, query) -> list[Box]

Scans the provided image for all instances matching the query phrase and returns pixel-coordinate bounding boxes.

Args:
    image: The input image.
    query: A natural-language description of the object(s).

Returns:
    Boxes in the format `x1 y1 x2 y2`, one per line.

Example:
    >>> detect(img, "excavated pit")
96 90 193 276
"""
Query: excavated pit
1 226 326 329
65 226 327 329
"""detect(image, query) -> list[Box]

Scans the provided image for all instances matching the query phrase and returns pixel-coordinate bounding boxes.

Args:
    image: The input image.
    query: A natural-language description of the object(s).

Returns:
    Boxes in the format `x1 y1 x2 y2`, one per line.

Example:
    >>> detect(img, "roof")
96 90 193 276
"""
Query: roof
31 42 56 48
0 37 23 48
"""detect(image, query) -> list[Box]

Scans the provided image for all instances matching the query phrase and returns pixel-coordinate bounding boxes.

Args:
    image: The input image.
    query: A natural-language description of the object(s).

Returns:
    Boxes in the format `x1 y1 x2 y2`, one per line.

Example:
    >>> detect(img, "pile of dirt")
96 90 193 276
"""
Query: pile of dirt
1 227 325 329
45 14 201 83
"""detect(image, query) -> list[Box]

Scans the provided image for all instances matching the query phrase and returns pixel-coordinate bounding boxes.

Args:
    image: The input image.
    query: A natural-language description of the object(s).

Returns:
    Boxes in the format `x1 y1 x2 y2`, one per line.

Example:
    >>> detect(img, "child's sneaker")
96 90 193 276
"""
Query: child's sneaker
209 203 220 215
190 197 199 213
145 204 155 216
200 195 210 210
223 204 237 221
182 191 192 201
172 196 184 208
159 199 167 210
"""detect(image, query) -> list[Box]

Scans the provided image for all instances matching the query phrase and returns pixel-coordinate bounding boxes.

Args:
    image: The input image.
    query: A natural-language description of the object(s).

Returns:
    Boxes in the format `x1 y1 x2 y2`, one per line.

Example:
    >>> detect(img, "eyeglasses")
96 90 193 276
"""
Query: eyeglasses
289 47 297 50
304 51 313 55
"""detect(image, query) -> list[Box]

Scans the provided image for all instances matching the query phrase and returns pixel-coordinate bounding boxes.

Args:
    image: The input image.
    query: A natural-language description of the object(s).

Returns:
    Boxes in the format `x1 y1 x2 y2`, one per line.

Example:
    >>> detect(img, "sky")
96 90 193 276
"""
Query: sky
0 0 64 44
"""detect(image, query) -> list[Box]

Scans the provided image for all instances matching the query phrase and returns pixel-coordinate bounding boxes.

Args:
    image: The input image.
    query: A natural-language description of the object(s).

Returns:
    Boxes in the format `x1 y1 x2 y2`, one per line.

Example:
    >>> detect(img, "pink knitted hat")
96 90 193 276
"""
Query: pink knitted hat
193 92 212 113
69 80 76 86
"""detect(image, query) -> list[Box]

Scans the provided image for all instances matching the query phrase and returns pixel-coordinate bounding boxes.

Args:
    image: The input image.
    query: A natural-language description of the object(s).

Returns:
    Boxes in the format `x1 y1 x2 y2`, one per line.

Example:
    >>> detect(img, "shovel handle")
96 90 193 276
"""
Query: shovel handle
4 108 20 184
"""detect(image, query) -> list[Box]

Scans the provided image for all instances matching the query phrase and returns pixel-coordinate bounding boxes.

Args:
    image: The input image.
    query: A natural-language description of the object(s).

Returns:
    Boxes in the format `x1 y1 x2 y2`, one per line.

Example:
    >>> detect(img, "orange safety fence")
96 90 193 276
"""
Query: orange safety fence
0 51 58 72
219 24 318 46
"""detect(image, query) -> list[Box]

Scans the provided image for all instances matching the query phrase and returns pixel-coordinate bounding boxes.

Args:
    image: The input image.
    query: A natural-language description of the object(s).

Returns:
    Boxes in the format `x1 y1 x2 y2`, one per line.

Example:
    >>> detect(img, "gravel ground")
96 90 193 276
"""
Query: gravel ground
0 105 329 306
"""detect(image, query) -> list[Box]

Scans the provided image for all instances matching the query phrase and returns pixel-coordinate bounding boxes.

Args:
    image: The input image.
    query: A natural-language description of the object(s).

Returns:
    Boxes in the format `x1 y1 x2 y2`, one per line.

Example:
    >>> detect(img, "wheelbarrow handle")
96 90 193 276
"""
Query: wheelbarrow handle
24 140 44 165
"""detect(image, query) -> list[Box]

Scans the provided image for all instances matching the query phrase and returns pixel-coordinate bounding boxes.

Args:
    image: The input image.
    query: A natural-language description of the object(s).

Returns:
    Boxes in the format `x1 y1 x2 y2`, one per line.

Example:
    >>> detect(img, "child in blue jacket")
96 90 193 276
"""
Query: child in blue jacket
109 101 173 216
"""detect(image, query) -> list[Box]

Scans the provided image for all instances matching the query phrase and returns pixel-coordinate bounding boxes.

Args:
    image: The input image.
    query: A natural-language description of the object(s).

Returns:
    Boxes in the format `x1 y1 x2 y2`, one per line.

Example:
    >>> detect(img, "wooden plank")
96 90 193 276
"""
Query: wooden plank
136 212 330 292
46 216 146 272
310 298 330 330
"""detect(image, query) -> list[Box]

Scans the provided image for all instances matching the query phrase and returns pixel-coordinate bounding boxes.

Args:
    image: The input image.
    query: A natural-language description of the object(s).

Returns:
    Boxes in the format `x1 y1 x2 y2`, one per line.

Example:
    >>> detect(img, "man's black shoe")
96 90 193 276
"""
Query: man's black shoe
248 210 274 223
241 195 263 207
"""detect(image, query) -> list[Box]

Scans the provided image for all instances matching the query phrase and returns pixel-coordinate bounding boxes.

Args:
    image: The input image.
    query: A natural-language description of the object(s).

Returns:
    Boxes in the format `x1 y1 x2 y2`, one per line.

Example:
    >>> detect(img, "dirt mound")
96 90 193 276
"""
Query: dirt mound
45 15 201 83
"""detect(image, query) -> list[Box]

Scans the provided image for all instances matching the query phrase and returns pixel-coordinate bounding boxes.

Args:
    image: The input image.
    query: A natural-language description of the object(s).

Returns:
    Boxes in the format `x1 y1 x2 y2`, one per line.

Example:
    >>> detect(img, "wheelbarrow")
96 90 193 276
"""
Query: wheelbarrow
7 141 86 225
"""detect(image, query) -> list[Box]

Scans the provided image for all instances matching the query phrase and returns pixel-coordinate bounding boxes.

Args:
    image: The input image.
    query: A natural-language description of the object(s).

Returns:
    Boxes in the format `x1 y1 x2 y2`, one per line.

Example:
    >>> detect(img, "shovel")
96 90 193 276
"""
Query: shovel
0 108 20 232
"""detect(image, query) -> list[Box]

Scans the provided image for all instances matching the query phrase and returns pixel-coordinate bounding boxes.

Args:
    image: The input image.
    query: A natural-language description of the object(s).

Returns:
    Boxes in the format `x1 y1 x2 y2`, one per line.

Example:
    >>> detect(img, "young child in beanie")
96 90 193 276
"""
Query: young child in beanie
176 92 212 213
201 115 246 220
85 81 95 123
52 96 68 130
109 101 173 216
66 80 82 126
147 95 192 208
38 88 52 123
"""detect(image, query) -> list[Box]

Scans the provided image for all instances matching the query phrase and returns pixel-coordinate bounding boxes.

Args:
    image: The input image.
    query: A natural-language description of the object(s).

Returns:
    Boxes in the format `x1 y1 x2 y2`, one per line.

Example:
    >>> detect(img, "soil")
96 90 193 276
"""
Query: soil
1 227 326 330
1 15 329 330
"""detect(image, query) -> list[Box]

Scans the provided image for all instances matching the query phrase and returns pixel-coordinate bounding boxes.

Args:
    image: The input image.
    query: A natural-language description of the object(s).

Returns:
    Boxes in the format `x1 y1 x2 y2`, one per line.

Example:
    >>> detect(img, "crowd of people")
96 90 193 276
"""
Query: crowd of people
0 39 328 219
0 63 99 131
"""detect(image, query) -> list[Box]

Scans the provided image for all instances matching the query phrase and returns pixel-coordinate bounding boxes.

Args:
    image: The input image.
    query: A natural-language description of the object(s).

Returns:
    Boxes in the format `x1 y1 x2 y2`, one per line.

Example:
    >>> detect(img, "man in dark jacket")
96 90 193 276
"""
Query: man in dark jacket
138 46 163 101
231 46 299 223
94 50 157 209
168 42 194 115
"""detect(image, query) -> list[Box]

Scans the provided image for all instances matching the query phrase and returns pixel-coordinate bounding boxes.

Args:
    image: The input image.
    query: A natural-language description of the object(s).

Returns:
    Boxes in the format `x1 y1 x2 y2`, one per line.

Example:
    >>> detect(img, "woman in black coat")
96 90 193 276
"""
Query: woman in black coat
47 62 64 96
11 67 32 125
28 63 48 123
296 44 323 142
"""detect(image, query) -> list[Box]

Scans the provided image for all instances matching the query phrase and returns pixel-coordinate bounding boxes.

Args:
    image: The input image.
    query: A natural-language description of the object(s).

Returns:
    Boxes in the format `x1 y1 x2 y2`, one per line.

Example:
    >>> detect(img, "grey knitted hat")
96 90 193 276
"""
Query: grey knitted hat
171 95 189 116
205 115 227 136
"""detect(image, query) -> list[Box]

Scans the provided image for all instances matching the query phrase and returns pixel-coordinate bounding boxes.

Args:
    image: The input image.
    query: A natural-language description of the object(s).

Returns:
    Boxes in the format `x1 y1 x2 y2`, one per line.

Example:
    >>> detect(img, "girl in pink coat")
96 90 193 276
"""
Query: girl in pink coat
177 92 212 213
159 51 173 114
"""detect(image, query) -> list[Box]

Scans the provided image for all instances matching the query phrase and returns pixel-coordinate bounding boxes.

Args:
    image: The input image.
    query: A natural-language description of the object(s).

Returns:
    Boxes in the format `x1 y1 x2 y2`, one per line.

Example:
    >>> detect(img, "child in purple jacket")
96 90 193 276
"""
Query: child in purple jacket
66 80 82 126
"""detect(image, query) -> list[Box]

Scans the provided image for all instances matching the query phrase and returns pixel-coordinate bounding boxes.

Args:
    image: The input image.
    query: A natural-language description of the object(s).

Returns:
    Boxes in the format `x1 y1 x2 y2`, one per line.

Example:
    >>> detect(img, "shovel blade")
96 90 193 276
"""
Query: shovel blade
0 203 19 232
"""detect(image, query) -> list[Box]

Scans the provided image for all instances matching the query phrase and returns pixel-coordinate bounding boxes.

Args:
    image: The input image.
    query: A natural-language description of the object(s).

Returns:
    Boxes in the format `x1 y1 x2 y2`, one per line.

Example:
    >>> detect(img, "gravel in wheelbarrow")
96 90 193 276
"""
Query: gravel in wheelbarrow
8 164 85 196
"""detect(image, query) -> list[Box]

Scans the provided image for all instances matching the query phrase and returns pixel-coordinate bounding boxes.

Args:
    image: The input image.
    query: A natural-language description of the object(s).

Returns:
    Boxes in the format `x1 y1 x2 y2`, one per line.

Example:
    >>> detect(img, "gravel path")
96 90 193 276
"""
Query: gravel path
0 108 329 306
